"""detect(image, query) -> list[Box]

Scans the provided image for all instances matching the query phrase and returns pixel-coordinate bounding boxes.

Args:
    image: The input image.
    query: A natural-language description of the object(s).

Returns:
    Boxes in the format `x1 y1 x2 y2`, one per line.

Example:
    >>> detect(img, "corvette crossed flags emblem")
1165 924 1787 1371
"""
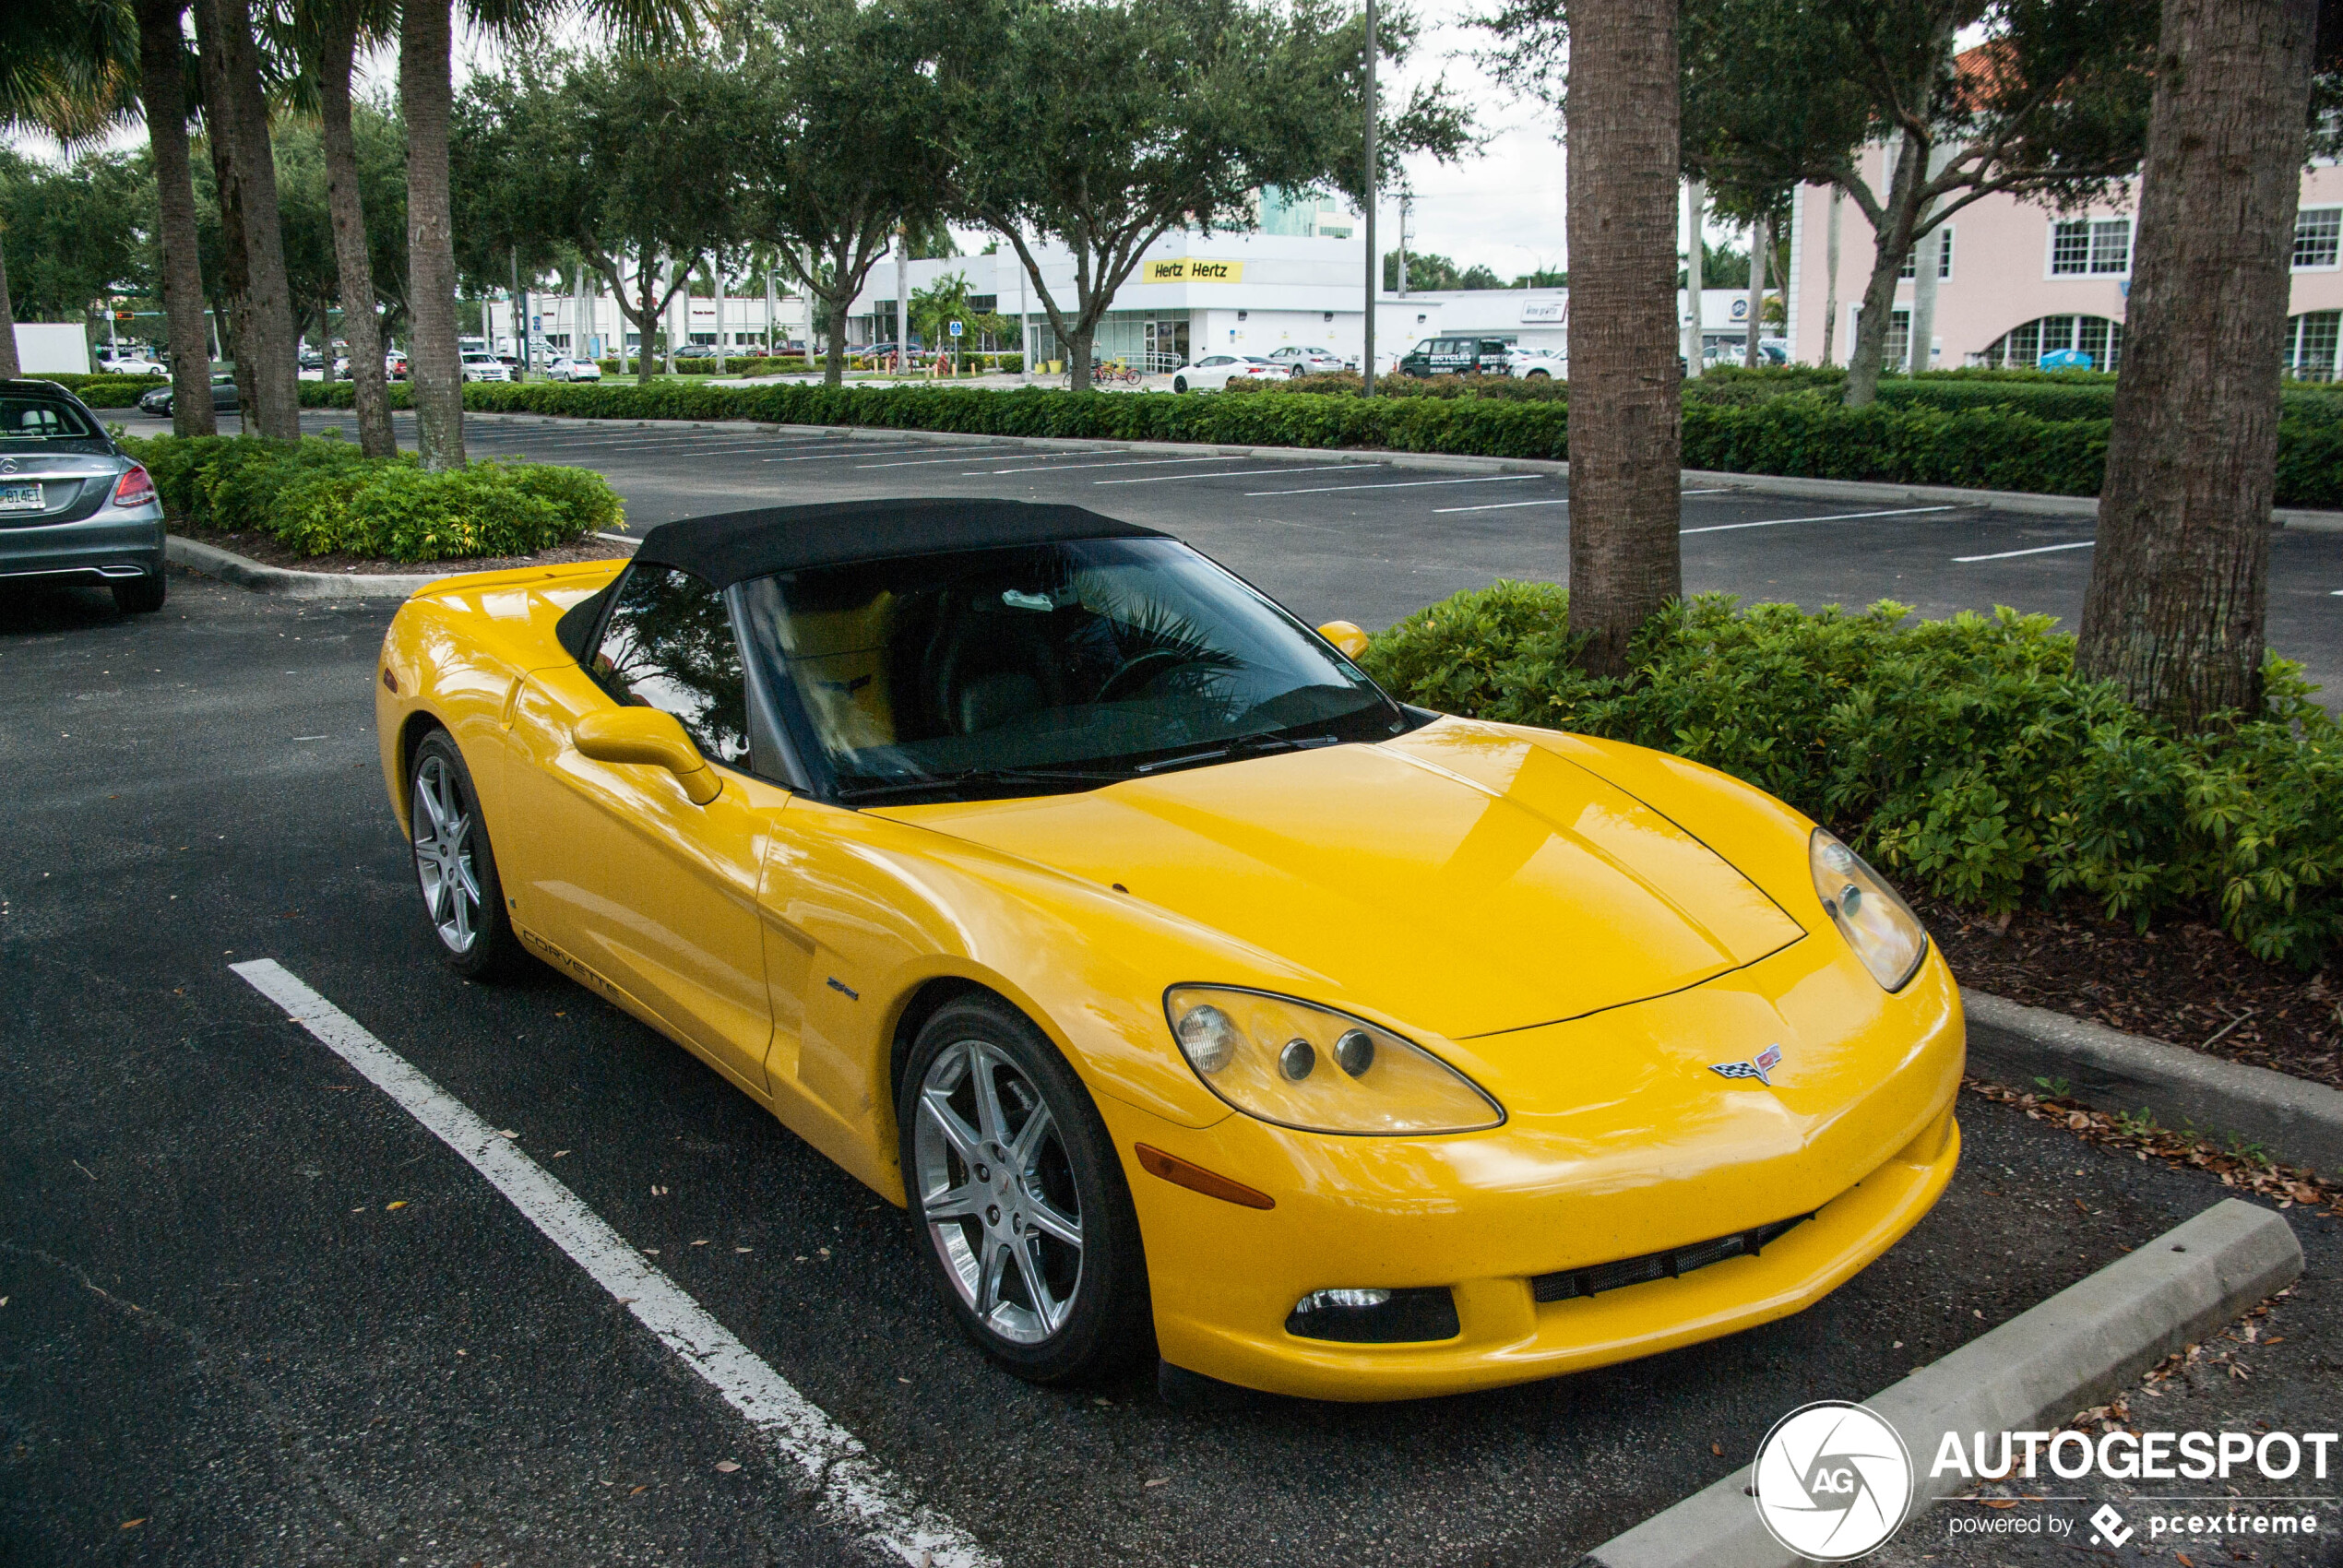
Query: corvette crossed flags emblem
1709 1042 1785 1086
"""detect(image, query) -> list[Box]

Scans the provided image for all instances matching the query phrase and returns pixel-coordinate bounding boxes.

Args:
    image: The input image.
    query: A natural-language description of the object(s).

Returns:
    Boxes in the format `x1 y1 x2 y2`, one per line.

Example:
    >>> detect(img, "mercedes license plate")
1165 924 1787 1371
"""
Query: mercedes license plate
0 483 41 512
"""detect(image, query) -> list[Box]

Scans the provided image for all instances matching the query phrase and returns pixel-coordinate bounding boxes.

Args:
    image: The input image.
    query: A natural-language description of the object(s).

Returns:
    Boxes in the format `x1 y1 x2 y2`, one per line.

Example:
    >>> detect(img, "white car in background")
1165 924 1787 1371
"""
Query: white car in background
98 355 170 377
459 351 512 383
546 356 604 382
1508 347 1566 380
1267 345 1350 377
1171 355 1282 393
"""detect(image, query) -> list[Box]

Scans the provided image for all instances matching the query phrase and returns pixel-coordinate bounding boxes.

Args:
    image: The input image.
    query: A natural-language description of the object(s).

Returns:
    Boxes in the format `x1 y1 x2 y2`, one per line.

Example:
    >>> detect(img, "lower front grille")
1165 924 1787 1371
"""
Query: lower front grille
1530 1214 1813 1303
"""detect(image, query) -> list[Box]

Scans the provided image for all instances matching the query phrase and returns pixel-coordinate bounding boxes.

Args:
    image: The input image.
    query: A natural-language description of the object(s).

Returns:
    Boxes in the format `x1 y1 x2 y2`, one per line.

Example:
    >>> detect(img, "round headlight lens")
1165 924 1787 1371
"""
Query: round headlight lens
1174 1003 1239 1073
1809 827 1929 992
1165 987 1502 1134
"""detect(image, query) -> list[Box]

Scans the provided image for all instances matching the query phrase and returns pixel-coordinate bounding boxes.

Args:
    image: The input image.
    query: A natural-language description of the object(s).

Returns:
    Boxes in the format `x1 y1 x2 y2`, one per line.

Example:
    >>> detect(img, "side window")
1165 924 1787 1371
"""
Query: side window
590 564 752 766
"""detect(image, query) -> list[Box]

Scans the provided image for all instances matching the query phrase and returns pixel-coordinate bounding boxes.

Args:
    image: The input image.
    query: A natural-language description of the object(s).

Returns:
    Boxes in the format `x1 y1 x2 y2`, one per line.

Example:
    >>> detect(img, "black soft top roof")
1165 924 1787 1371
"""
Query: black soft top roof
629 497 1166 589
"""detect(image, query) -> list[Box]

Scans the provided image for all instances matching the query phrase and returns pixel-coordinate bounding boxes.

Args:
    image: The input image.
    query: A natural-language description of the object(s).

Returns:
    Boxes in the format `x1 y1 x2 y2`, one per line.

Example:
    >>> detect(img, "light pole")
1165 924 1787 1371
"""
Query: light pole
1361 0 1377 398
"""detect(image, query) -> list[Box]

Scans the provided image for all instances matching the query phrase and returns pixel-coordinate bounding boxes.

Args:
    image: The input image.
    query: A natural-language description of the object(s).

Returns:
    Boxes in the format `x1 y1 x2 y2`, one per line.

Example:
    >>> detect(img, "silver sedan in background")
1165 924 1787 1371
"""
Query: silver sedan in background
0 380 168 613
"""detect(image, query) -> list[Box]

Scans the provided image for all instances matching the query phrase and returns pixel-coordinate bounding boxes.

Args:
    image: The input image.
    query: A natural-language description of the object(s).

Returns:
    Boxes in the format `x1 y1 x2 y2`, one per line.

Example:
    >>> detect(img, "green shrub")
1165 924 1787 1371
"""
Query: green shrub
290 376 2343 506
35 372 170 407
119 432 620 563
1361 585 2343 968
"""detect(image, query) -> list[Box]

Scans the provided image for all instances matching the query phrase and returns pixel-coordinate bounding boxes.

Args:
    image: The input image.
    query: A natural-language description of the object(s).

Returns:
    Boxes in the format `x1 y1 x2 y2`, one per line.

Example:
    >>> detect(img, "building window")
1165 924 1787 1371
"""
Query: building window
1977 314 2125 372
2284 311 2341 380
2050 218 2131 277
1898 227 1954 281
2293 208 2340 269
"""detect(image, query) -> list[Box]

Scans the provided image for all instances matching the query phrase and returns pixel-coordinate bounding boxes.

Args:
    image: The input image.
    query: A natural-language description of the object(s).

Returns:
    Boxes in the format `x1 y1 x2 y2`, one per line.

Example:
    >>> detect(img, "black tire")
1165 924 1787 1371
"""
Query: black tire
1172 375 1188 394
111 570 166 613
898 996 1151 1384
407 729 523 980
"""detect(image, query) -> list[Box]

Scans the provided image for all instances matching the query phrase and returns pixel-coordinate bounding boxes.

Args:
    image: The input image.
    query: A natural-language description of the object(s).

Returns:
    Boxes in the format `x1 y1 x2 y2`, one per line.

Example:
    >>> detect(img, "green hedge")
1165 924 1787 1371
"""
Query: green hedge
1361 583 2343 968
37 372 172 407
291 377 2343 507
123 433 622 563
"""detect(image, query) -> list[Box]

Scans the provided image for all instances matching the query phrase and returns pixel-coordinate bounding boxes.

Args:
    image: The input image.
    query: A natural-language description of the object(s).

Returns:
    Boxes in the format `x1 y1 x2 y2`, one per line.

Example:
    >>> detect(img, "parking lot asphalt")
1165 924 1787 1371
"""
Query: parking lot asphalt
112 405 2343 702
5 561 2338 1566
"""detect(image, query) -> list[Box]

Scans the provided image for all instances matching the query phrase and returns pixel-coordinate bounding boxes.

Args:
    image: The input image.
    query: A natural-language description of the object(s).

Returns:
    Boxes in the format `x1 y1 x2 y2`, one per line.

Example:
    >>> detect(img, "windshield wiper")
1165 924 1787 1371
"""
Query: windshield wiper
838 764 1132 802
1130 731 1341 775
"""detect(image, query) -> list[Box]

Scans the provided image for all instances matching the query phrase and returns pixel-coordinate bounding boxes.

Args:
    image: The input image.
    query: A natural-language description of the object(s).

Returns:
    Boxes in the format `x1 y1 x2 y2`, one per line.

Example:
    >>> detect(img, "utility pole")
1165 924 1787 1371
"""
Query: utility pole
1397 191 1410 297
895 226 910 375
1682 177 1705 378
1361 0 1377 396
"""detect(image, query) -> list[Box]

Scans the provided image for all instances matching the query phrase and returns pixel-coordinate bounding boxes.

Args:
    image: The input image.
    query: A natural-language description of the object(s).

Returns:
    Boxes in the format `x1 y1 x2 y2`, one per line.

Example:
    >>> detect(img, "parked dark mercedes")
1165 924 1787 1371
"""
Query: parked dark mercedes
0 379 168 612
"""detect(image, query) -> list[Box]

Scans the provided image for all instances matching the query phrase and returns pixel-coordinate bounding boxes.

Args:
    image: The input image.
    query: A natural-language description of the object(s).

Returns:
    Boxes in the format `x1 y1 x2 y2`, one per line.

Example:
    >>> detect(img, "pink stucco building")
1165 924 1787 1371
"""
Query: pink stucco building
1784 152 2343 378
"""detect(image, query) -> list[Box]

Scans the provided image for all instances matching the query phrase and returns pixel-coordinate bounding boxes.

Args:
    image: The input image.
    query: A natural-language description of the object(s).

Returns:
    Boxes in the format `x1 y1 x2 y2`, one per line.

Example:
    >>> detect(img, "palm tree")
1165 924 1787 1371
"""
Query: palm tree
2077 0 2319 722
192 0 303 438
399 0 698 470
134 0 219 434
292 0 399 456
1562 0 1683 677
0 2 137 379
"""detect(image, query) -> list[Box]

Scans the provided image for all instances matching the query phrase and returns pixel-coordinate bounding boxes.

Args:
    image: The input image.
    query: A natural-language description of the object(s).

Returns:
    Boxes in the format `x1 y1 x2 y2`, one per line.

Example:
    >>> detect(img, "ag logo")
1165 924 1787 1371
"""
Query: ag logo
1752 1400 1914 1561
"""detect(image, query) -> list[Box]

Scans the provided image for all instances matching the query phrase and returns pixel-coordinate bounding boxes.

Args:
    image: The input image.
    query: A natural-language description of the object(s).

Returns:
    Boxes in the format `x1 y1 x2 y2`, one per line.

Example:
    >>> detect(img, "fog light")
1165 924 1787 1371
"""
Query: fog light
1285 1285 1461 1343
1297 1288 1389 1312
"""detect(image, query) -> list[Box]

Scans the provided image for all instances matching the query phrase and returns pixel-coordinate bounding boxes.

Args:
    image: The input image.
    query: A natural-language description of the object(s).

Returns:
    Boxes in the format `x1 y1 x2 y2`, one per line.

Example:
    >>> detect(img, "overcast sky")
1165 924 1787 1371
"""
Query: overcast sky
13 0 1749 282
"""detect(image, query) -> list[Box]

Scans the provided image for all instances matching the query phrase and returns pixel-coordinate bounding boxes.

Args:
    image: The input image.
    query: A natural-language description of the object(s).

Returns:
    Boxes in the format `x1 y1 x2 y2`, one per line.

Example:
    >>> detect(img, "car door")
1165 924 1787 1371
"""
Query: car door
504 564 785 1096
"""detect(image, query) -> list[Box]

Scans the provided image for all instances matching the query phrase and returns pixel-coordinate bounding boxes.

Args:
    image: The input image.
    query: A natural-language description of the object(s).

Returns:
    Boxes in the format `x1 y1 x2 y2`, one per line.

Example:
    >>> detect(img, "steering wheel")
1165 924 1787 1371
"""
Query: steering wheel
1093 647 1188 703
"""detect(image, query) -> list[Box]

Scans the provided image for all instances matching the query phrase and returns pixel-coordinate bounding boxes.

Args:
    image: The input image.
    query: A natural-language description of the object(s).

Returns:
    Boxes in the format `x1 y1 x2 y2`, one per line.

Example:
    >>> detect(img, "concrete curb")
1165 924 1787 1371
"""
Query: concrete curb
1581 1198 2305 1568
166 532 635 600
451 409 2343 532
1963 989 2343 1179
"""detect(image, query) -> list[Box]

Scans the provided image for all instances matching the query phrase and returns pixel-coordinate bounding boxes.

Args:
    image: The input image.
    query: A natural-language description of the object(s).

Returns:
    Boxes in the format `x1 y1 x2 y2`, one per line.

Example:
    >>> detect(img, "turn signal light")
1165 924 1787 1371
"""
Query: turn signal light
113 465 157 507
1134 1144 1274 1209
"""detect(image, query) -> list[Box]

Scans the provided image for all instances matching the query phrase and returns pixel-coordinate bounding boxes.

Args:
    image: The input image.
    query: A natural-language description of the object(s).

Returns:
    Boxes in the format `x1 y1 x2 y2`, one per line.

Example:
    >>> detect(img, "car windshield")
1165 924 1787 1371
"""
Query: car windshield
737 537 1404 802
0 395 105 449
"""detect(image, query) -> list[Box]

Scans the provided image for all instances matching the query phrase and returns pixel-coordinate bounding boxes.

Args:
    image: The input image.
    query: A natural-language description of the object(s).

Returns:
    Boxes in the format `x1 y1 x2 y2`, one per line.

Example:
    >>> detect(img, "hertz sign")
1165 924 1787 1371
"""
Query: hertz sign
1142 259 1245 284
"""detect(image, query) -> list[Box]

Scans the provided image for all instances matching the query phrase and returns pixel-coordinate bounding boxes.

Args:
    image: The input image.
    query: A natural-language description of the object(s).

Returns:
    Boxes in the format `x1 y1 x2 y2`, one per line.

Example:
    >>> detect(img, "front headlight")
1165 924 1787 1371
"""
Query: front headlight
1809 828 1929 992
1164 986 1502 1134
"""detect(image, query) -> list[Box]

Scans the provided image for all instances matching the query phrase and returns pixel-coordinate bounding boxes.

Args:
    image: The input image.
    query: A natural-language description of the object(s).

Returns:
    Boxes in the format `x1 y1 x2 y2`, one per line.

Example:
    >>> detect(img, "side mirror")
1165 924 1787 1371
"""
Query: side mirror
574 707 721 804
1316 620 1371 660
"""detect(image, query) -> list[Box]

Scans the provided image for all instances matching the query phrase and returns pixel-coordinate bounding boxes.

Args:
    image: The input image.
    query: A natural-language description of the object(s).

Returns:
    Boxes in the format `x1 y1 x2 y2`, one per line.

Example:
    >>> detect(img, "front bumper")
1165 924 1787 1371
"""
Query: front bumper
0 506 166 585
1100 941 1966 1401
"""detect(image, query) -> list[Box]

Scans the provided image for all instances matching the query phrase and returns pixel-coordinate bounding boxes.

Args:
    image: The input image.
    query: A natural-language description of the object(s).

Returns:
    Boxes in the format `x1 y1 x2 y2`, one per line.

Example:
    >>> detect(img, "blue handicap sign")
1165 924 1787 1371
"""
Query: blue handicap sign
948 320 964 338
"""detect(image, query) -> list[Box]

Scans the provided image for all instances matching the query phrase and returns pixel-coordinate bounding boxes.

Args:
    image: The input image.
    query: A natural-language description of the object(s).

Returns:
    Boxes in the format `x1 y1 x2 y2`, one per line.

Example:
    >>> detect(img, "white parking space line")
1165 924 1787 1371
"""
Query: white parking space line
1095 464 1382 486
858 449 1101 469
1432 486 1730 515
1954 540 2096 563
971 455 1243 476
231 958 993 1568
1244 474 1539 497
764 445 959 464
1679 505 1960 537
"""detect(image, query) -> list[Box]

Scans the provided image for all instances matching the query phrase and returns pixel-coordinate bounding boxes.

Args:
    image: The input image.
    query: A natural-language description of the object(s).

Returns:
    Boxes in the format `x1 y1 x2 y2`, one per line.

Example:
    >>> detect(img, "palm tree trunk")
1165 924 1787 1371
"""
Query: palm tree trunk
146 0 222 436
0 226 20 380
400 0 465 469
197 0 301 439
1563 0 1683 678
316 5 394 457
2076 0 2316 725
190 0 251 417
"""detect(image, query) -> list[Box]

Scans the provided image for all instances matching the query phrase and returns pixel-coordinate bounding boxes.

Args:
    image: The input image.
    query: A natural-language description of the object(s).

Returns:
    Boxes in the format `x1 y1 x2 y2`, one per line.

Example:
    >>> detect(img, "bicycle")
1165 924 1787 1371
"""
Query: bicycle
1058 358 1144 388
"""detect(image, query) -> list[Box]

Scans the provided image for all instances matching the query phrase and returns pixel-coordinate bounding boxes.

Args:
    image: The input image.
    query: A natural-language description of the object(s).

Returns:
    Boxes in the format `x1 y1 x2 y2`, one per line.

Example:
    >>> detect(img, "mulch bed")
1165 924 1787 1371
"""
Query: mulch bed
1919 895 2343 1090
177 523 635 576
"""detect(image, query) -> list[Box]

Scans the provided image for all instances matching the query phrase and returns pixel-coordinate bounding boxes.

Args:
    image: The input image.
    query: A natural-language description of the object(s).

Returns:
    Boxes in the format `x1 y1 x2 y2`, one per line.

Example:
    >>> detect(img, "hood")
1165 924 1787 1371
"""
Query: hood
879 731 1804 1039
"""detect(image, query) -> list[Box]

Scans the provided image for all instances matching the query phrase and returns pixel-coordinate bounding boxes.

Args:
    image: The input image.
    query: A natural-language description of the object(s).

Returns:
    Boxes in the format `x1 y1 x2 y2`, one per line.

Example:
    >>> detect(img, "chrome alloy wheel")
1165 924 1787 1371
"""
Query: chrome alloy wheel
412 754 482 954
913 1039 1086 1345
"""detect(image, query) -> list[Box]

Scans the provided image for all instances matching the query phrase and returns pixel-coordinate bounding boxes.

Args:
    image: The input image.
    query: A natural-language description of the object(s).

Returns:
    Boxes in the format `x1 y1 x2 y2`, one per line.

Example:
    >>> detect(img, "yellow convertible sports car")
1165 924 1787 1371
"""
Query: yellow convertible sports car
375 499 1962 1402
